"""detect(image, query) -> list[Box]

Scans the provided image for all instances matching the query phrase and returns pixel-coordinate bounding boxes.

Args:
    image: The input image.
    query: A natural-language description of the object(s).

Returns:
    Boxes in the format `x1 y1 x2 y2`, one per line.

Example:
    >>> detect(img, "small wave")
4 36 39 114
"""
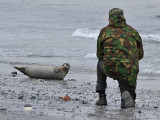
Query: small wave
141 34 160 42
72 28 99 40
140 69 160 76
84 53 96 58
72 28 160 42
9 62 35 66
0 59 33 66
26 54 66 58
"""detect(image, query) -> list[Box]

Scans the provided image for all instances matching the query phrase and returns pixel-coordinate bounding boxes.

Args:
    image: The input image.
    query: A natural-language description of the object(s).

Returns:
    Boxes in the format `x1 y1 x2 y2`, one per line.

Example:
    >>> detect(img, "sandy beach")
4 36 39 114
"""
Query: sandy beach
0 65 160 120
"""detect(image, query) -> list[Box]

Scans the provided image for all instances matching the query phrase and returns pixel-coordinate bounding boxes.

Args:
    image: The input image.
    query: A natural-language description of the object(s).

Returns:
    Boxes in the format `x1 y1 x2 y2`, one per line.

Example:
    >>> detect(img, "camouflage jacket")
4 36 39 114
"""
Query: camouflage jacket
97 15 143 88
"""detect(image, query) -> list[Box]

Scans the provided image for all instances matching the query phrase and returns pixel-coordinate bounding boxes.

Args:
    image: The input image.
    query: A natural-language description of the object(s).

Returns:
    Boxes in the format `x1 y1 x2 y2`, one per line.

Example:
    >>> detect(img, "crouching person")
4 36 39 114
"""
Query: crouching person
96 8 144 108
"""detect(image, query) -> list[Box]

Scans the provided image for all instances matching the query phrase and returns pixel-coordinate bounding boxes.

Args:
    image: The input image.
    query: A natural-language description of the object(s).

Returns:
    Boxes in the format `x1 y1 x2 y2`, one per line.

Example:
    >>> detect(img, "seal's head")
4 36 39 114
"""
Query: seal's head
109 8 127 28
62 63 70 72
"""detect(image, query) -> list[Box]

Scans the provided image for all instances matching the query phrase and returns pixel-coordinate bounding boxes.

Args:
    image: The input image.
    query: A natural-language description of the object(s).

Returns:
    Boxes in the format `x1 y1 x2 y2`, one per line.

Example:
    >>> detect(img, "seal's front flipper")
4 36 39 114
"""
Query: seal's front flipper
54 67 60 73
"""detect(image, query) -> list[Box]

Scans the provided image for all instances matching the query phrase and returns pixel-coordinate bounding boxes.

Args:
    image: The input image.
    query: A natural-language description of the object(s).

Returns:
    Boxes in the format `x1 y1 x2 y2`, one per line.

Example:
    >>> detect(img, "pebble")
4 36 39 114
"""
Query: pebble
18 96 24 99
62 82 68 85
0 108 7 111
12 74 16 77
138 110 142 113
154 106 158 109
81 100 88 104
74 98 80 101
24 105 33 111
24 104 32 107
30 96 36 99
11 72 17 75
68 79 76 81
32 87 35 90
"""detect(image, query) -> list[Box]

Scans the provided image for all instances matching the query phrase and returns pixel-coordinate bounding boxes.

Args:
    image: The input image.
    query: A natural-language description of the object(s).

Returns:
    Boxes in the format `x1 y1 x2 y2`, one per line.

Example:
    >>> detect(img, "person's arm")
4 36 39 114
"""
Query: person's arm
136 33 144 60
97 30 103 60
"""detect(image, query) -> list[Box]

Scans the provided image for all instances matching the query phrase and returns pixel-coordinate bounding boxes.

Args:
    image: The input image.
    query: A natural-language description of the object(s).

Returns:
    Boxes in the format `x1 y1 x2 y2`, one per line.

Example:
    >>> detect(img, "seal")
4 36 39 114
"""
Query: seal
14 63 70 80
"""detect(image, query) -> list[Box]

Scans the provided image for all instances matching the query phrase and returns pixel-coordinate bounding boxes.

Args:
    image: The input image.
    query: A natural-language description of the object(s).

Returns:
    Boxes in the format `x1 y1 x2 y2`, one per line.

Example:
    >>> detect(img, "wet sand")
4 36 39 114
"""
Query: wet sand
0 69 160 120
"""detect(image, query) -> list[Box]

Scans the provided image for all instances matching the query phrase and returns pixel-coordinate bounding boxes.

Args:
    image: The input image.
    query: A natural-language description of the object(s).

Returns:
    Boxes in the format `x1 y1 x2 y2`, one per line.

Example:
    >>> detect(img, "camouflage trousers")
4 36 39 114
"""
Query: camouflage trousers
96 60 136 100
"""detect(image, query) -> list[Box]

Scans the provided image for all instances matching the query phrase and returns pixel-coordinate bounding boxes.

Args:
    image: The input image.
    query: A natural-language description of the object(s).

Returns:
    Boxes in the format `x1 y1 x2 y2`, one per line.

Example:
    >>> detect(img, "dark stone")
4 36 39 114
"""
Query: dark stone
11 72 17 75
68 79 76 81
75 98 80 101
12 75 16 77
138 110 142 113
154 106 158 109
24 104 32 107
81 100 88 104
18 96 24 99
30 96 36 99
0 108 7 111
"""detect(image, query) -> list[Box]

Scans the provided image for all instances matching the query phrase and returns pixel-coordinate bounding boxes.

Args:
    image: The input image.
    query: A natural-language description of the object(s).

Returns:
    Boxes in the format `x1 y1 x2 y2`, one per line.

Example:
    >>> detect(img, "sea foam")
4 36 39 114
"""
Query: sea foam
72 28 99 40
141 34 160 42
72 28 160 42
84 53 96 58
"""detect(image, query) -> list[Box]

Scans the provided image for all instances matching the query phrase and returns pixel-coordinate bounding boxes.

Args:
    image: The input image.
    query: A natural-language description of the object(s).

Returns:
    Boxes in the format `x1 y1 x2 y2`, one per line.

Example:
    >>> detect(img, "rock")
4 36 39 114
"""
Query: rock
154 106 158 109
24 104 32 107
138 110 142 113
81 100 88 104
12 74 16 77
18 96 24 99
11 72 17 77
11 72 17 75
30 96 36 99
24 104 33 111
0 108 7 111
68 79 76 81
62 82 68 85
74 98 80 101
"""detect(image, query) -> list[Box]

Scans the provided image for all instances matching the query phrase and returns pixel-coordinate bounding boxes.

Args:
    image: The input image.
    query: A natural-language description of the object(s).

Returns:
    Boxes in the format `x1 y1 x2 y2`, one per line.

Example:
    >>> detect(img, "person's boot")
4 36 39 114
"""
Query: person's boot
121 91 135 108
96 94 107 106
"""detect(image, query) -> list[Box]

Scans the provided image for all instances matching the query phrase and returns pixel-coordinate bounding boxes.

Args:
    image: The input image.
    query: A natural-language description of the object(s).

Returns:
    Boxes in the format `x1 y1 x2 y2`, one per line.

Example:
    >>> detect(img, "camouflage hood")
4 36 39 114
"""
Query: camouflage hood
109 8 127 28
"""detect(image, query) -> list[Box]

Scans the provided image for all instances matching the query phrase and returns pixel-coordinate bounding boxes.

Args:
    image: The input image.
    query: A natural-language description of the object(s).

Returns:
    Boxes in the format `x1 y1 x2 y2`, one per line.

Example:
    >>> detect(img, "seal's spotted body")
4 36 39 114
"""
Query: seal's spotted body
14 63 70 80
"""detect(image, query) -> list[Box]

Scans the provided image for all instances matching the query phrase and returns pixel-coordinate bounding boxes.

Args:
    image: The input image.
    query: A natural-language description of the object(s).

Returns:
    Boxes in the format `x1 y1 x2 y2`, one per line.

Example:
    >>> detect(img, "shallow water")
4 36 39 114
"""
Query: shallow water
0 0 160 82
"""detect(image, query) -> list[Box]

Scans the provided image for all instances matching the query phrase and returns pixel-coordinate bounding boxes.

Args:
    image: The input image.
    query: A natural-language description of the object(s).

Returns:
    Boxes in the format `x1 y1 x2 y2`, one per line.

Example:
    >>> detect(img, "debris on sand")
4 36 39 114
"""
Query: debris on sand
24 104 33 111
58 95 71 101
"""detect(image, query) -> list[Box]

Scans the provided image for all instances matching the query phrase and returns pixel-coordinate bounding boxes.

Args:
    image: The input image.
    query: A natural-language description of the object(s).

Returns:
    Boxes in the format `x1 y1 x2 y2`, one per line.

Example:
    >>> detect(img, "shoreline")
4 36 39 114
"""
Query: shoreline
0 67 160 120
